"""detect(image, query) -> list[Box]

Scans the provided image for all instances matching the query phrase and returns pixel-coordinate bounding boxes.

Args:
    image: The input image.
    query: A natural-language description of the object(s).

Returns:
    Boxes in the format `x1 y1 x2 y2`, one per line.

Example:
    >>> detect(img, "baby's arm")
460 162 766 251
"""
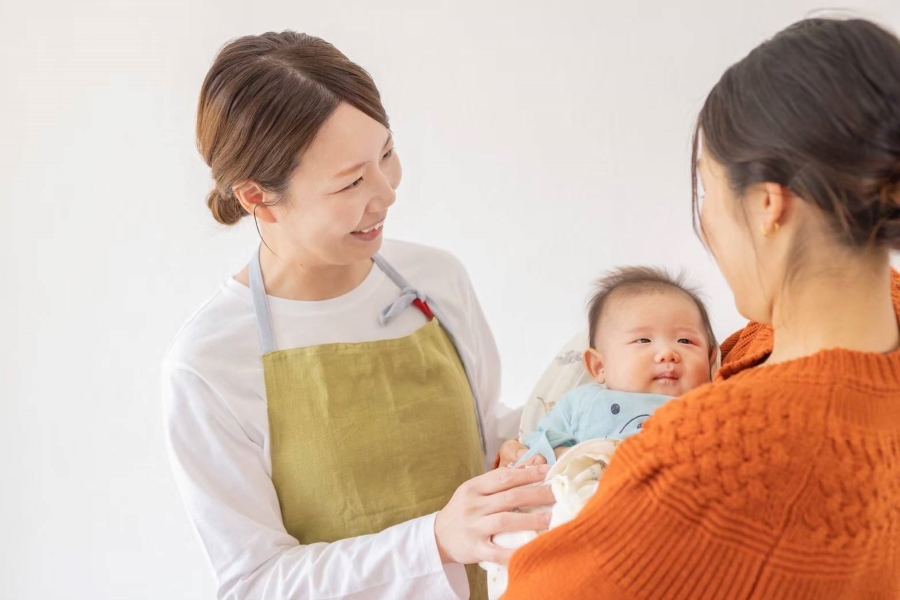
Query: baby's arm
519 395 580 466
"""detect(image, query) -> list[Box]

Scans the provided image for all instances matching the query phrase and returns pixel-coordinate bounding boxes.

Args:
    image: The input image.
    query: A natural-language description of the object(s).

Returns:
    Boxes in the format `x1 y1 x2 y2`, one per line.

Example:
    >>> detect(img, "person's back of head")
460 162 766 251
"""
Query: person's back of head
692 17 900 325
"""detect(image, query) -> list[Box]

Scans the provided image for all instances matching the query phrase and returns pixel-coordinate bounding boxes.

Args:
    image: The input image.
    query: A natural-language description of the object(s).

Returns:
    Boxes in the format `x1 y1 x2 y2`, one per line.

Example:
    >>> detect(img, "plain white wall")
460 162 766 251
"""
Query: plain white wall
3 1 899 598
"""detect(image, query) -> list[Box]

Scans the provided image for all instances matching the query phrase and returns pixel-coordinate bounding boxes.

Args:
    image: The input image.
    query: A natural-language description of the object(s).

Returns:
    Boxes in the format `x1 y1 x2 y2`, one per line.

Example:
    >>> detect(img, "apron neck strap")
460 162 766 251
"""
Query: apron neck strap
250 245 278 355
373 253 410 289
249 247 433 352
374 253 436 325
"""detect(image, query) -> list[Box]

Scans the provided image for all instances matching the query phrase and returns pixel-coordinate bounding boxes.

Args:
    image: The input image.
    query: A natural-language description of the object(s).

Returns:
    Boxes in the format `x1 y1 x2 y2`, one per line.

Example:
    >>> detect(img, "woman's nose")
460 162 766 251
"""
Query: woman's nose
368 167 397 212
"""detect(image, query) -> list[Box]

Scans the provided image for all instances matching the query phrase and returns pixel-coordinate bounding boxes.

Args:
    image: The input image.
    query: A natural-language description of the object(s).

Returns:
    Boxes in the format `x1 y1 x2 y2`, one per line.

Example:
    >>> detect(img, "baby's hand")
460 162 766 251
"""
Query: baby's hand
521 454 547 467
498 440 547 467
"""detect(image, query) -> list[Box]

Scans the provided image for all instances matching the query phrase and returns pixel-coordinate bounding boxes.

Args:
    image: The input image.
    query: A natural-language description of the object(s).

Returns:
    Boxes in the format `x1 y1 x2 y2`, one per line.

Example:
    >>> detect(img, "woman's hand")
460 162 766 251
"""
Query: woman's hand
434 465 555 566
498 439 546 467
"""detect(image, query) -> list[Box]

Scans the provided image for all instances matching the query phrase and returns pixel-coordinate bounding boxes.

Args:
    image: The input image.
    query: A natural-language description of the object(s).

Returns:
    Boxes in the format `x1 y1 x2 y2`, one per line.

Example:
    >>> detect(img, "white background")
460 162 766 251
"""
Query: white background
3 1 899 598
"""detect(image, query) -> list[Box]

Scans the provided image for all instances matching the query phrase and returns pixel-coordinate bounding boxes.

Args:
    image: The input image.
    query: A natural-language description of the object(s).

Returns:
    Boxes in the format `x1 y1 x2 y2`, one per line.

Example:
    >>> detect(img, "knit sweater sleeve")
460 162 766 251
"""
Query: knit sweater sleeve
505 381 822 600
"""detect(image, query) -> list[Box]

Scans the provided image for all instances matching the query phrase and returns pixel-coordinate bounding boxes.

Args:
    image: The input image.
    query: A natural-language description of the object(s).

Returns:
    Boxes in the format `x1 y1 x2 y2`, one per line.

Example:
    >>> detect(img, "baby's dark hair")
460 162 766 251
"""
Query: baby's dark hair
587 266 718 362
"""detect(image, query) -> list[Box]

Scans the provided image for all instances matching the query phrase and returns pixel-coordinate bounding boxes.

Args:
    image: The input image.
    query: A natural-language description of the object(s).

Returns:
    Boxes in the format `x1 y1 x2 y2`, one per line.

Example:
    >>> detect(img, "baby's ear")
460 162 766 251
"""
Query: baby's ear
583 348 605 384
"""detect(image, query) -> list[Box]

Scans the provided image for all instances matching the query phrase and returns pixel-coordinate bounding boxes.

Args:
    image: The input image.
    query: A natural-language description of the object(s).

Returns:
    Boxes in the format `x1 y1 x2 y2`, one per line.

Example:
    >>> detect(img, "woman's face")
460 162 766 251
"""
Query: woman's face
698 153 775 324
267 102 402 267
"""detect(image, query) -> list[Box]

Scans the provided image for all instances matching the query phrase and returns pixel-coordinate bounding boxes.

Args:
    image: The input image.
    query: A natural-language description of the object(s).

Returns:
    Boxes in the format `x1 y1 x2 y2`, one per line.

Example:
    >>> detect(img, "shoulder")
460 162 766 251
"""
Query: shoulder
551 384 619 420
162 282 257 376
379 240 479 316
640 376 824 452
380 239 468 275
380 239 472 291
557 383 606 406
560 386 666 406
611 378 827 518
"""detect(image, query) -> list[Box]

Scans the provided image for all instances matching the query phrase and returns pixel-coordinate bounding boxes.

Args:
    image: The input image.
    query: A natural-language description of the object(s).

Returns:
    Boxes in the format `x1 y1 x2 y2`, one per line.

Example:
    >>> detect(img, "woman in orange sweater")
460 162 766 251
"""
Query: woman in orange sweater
504 17 900 600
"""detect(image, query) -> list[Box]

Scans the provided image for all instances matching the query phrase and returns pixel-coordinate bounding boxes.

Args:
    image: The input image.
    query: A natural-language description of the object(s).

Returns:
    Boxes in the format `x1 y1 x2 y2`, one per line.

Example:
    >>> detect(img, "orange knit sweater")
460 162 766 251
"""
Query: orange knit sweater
505 271 900 600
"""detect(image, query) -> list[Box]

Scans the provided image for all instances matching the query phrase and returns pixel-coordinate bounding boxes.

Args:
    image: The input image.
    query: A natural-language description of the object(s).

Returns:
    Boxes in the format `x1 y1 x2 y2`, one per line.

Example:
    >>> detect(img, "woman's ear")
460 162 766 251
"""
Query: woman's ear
756 182 796 238
233 181 277 224
584 348 606 385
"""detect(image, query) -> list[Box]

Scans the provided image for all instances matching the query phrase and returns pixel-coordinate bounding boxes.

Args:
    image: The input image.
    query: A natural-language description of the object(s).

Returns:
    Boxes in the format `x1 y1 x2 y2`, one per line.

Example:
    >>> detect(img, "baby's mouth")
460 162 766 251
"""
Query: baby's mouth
653 372 681 382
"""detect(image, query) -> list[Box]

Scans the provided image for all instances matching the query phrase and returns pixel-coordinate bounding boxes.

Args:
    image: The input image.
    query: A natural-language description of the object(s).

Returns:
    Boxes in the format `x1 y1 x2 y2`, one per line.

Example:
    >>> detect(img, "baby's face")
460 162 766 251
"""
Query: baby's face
592 290 712 396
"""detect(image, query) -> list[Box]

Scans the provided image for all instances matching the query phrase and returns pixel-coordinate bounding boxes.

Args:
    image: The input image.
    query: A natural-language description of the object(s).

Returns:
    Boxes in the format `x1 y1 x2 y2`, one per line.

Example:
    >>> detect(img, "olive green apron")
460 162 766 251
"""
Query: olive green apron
250 247 487 598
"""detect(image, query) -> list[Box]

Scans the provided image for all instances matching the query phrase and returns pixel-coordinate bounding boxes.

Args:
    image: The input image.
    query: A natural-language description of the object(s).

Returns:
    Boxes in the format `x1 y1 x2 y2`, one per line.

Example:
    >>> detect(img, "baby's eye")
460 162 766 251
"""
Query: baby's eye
678 338 694 345
635 338 651 344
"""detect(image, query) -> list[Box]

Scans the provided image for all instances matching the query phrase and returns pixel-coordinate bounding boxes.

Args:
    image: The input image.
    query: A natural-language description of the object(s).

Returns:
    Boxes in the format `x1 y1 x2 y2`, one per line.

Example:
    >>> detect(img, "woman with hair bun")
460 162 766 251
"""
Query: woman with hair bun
163 32 552 600
506 17 900 600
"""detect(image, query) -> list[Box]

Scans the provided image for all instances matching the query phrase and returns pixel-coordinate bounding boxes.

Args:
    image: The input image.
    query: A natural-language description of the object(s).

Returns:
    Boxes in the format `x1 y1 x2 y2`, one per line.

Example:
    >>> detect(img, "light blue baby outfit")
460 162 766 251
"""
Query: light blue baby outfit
520 384 673 466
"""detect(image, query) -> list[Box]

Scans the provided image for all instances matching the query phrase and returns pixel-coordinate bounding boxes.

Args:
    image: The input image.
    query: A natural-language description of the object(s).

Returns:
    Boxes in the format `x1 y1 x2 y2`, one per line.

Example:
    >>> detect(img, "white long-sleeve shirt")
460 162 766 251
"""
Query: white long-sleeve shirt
162 240 518 600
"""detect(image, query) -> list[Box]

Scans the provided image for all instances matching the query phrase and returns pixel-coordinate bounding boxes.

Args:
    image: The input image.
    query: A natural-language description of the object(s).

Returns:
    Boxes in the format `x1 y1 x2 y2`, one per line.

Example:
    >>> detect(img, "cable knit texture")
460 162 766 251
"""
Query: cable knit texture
505 271 900 600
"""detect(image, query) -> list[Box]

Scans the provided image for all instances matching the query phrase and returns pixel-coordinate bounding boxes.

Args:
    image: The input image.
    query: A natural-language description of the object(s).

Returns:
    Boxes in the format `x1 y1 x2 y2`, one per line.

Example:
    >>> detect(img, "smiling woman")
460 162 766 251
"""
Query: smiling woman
227 103 401 289
162 32 556 600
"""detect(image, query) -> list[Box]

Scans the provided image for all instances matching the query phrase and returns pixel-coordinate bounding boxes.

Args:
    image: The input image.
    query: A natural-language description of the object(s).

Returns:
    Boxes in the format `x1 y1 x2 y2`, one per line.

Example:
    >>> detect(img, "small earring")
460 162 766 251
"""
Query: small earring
761 221 780 237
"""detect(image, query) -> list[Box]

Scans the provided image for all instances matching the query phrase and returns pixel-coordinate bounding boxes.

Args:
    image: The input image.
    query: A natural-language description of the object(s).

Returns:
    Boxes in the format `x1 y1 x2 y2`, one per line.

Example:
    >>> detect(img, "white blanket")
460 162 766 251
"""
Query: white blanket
480 438 621 599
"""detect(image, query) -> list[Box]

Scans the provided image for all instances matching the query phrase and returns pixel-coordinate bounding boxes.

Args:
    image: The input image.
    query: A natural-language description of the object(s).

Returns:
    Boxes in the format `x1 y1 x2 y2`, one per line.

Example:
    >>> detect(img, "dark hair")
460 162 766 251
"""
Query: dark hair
197 32 389 225
692 18 900 250
587 267 718 362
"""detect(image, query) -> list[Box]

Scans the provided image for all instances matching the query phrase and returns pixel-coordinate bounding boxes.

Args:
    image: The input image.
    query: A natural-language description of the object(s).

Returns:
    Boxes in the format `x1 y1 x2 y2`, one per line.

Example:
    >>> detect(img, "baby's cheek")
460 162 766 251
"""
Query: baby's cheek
687 362 712 386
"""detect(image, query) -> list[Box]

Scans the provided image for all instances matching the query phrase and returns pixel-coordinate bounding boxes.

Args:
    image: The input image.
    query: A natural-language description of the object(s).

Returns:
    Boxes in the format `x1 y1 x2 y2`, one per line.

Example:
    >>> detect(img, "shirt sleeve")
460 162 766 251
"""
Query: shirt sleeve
455 262 520 470
520 395 579 466
162 362 469 600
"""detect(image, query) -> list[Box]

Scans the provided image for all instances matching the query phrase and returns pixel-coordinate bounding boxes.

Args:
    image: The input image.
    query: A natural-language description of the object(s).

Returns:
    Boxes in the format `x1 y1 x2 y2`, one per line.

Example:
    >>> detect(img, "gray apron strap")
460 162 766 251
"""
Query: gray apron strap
249 245 278 355
374 253 488 455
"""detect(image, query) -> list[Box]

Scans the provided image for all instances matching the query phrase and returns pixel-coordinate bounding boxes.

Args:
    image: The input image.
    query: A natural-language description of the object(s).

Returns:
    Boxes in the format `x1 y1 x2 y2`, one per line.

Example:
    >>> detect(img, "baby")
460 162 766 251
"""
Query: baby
483 266 718 600
518 265 718 466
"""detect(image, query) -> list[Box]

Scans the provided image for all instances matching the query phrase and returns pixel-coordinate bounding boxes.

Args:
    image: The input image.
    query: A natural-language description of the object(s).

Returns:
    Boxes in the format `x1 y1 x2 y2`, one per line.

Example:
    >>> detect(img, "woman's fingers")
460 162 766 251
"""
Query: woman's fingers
468 464 550 495
480 542 516 566
483 483 556 514
482 510 551 537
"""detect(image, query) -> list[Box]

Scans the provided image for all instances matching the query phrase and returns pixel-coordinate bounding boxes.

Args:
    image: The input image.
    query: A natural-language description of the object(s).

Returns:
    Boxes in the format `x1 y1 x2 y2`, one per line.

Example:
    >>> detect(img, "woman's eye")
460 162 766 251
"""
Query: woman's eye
343 177 363 191
382 148 394 160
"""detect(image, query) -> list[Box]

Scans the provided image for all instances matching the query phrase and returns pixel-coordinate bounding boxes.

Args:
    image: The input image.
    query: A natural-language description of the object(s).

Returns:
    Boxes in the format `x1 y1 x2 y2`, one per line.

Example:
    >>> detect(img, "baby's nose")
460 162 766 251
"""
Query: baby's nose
656 347 681 363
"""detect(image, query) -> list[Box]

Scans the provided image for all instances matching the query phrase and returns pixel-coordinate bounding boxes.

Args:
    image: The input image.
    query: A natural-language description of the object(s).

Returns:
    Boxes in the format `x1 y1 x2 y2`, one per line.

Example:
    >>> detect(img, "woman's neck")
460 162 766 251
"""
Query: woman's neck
767 257 899 365
235 245 374 302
